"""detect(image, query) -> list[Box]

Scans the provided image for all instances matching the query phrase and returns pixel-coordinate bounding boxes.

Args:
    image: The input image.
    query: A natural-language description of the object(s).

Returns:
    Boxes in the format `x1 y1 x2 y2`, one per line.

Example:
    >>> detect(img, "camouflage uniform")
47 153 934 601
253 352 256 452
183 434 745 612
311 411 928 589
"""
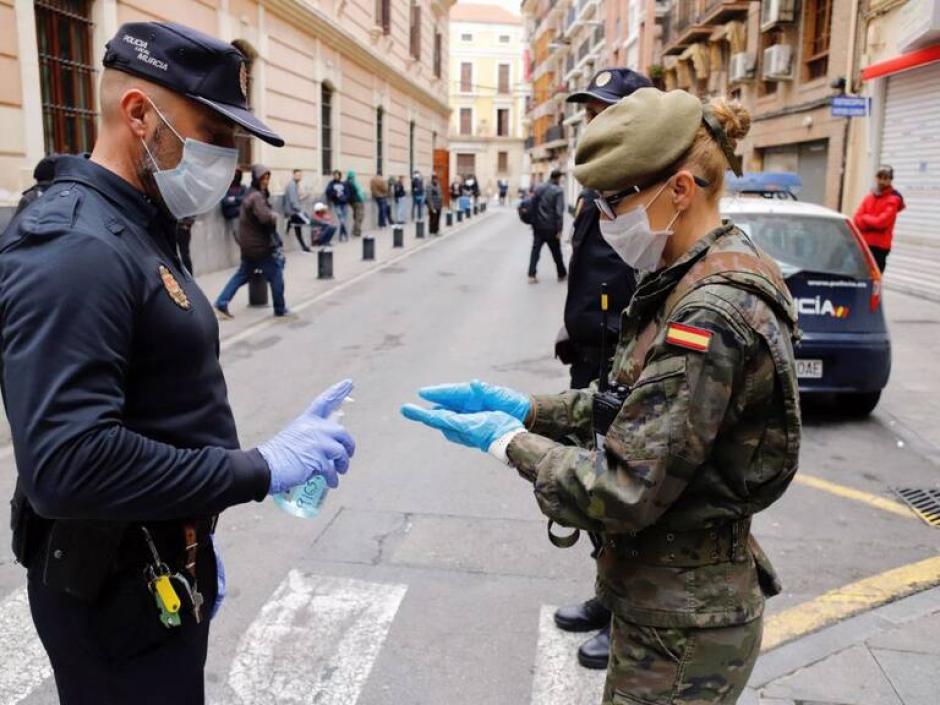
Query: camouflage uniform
507 224 801 704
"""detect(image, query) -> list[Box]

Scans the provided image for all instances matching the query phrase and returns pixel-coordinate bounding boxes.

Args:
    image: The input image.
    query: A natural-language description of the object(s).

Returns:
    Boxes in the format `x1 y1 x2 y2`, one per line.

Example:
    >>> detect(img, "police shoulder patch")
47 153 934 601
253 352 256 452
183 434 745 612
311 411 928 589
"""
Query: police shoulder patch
665 322 711 352
159 265 191 310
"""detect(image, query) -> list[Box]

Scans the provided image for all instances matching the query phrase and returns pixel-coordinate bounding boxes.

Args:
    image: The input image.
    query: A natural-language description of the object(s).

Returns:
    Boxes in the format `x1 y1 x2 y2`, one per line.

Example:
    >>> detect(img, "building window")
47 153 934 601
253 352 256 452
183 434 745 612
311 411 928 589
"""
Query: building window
497 151 508 173
434 31 443 78
321 83 333 175
460 62 473 92
497 108 510 137
409 1 421 60
459 108 472 135
35 0 97 155
461 33 473 42
409 120 416 175
375 0 391 34
803 0 832 80
498 64 510 94
376 107 384 175
456 153 475 175
499 34 510 43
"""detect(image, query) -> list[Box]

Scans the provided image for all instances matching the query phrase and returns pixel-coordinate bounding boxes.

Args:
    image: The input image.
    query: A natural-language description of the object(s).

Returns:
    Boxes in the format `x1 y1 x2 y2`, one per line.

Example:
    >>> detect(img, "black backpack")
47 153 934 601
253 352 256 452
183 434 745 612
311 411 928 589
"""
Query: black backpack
518 187 540 225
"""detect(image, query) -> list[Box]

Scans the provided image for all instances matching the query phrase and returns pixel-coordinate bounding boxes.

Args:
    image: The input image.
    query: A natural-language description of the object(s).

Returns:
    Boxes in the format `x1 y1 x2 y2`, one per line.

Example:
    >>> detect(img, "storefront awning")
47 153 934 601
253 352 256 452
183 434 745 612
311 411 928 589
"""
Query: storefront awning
861 43 940 81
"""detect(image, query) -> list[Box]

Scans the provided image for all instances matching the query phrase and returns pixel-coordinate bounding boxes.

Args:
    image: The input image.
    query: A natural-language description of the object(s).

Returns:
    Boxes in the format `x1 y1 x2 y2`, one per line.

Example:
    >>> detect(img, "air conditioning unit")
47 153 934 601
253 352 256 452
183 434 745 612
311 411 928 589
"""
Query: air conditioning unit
760 0 797 32
730 52 756 82
762 44 793 80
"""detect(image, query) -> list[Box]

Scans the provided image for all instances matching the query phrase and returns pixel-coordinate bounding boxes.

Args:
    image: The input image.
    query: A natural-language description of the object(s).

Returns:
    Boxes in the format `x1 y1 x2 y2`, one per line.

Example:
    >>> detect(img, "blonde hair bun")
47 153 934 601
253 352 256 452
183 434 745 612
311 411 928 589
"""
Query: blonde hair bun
708 97 751 143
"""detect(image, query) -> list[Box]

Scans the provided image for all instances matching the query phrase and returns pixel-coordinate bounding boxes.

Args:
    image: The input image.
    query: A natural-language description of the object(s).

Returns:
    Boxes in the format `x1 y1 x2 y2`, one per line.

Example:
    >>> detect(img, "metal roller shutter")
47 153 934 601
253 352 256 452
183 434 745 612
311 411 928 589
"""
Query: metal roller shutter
881 62 940 245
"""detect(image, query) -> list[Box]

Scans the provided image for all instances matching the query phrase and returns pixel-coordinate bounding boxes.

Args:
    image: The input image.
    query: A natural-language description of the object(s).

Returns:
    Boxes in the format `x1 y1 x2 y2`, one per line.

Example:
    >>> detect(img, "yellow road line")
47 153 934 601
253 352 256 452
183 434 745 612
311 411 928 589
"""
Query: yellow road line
762 555 940 651
794 473 914 519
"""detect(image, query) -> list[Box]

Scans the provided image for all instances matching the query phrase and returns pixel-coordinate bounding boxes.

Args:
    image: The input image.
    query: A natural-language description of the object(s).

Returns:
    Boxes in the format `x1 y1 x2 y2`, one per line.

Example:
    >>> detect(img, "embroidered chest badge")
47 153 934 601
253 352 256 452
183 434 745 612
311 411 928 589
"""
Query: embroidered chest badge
665 322 712 352
159 265 191 310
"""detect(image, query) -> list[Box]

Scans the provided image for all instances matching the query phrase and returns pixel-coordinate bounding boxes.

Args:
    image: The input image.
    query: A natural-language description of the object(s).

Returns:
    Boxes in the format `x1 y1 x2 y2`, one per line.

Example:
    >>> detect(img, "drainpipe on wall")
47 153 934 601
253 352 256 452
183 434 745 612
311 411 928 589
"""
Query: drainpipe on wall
838 0 863 213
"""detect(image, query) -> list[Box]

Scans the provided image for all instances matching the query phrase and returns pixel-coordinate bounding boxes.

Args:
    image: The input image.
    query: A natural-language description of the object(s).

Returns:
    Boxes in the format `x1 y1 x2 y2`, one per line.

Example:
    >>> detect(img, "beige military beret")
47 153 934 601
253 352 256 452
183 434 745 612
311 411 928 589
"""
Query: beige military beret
574 87 703 193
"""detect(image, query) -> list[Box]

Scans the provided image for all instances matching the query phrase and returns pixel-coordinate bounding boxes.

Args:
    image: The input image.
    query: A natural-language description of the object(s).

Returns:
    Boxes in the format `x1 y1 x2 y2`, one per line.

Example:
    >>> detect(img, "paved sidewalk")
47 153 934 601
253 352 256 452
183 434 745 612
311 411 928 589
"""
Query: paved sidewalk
745 586 940 705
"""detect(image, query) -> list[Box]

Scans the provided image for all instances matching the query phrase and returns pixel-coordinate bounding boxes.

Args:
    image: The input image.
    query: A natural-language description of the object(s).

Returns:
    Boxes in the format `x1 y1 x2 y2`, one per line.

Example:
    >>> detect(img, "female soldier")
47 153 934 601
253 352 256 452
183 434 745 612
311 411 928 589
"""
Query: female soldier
401 88 800 705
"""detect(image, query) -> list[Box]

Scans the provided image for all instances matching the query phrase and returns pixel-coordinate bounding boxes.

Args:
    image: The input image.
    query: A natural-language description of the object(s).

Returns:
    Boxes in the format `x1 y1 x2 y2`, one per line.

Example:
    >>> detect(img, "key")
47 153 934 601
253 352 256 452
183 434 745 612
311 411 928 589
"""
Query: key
170 573 204 624
152 573 181 615
153 592 182 628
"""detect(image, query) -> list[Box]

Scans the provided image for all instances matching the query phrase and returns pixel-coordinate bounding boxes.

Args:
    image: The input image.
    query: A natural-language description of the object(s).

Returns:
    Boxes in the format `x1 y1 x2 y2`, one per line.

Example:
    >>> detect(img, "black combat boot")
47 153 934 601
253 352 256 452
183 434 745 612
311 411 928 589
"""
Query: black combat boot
577 624 611 670
553 597 611 632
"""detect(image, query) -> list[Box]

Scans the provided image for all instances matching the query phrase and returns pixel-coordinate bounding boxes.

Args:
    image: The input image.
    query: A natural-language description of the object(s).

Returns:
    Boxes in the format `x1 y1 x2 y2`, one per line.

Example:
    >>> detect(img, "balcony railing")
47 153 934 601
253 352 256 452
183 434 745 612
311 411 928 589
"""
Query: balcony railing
577 38 590 62
593 23 604 46
525 136 535 150
544 124 565 144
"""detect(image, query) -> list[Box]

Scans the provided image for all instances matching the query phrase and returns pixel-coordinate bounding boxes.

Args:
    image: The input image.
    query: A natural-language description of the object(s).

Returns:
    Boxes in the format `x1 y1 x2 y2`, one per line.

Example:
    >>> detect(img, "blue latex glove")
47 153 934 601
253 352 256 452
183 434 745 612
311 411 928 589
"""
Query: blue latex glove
211 539 225 620
259 380 356 495
401 404 523 457
418 380 531 422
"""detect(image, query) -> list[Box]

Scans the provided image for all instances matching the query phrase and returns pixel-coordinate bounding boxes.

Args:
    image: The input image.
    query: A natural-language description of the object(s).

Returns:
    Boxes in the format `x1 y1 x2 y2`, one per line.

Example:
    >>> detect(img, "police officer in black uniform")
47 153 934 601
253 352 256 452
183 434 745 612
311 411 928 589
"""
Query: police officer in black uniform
551 68 653 670
0 22 355 704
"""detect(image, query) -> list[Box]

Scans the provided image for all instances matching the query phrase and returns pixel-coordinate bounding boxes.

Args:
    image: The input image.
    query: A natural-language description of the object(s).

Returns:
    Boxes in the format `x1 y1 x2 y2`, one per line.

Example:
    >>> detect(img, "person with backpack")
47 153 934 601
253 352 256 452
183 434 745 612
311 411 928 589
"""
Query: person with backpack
346 170 366 238
528 169 567 283
283 168 312 252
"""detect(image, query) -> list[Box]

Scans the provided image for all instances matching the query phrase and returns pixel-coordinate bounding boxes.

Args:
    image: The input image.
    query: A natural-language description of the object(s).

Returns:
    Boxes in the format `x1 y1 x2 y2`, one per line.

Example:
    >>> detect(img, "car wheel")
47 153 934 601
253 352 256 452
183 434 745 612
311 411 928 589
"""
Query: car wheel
838 391 882 417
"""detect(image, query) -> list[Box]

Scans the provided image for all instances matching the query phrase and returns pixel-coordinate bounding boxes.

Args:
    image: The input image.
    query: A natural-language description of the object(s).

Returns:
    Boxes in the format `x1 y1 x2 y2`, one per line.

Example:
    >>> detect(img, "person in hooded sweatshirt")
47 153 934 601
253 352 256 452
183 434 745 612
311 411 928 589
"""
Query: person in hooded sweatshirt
346 170 366 238
854 165 905 273
14 154 61 216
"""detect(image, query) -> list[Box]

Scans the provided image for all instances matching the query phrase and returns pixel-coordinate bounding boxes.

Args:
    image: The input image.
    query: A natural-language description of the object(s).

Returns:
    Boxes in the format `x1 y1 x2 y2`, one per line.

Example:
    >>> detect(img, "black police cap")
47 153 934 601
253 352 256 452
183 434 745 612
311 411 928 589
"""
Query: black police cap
566 68 653 105
104 22 284 147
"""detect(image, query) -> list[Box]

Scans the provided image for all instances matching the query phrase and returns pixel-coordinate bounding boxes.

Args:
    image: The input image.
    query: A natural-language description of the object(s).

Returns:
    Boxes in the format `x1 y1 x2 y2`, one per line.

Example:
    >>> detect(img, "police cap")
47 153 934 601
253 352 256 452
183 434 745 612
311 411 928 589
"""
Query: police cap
574 87 743 192
566 68 652 105
104 22 284 147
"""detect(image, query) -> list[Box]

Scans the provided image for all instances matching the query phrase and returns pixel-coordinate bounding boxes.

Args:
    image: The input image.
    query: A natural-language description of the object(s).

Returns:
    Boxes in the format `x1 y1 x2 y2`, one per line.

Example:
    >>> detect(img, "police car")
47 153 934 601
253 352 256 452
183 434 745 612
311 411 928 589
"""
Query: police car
721 174 890 415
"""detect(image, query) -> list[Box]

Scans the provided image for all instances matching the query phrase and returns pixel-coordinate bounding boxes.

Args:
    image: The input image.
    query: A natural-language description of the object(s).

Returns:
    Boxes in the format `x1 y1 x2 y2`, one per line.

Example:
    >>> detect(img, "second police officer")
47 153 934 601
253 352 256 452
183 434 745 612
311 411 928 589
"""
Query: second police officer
1 22 355 703
553 67 653 670
403 88 801 705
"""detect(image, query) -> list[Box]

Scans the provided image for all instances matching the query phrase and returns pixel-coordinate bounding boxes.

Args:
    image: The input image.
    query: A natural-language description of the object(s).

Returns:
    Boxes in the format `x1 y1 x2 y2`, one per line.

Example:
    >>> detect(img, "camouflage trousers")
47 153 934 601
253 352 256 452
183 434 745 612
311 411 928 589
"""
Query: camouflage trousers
602 615 763 705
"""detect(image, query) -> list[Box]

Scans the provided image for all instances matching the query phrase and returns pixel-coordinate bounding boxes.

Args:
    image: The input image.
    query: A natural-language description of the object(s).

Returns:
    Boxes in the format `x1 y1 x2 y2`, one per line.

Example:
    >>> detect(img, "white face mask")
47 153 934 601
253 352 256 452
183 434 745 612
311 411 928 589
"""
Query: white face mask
598 181 680 273
141 98 239 220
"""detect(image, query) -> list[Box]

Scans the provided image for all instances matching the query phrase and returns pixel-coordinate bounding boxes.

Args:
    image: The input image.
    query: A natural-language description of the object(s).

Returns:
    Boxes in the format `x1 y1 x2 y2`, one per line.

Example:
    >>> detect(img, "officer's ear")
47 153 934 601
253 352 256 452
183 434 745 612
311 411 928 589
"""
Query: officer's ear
670 171 697 213
121 89 152 140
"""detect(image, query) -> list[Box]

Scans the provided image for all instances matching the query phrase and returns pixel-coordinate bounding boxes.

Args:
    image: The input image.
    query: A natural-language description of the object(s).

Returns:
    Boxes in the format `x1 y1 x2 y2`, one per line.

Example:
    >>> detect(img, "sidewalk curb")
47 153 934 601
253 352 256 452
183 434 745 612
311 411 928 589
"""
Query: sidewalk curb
747 585 940 695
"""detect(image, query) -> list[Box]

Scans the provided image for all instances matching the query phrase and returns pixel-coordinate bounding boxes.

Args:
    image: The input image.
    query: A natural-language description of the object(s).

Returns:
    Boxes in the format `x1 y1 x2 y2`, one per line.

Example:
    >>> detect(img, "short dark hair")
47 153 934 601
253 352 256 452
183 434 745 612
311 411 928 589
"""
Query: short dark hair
293 168 302 174
876 165 894 179
550 169 563 180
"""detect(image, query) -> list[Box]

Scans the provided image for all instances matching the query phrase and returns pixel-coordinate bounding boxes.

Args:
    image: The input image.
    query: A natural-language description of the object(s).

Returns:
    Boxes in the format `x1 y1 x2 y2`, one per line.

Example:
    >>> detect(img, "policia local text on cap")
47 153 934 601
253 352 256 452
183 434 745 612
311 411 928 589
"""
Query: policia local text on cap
0 22 357 704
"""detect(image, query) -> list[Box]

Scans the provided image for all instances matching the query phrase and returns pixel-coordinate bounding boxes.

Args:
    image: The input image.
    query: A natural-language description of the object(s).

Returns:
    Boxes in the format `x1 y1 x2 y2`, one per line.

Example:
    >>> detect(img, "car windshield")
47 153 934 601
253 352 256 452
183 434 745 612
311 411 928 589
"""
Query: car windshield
731 213 870 279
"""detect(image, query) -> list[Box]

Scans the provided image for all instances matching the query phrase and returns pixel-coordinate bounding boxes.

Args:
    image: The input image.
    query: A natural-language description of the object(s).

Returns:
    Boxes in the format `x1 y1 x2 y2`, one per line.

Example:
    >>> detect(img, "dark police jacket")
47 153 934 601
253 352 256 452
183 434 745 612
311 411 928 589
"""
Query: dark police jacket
562 190 637 361
0 156 270 596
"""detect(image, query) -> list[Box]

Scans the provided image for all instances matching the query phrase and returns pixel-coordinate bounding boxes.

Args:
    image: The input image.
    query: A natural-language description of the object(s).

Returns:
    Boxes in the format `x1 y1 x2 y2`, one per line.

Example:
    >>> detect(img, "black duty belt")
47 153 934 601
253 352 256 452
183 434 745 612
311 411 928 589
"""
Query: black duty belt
603 519 752 568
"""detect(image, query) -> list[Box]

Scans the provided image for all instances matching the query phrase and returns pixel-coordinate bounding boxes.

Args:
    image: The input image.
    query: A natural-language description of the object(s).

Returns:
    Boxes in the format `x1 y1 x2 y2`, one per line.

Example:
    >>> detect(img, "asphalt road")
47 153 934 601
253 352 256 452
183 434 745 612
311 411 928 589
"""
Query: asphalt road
0 209 937 705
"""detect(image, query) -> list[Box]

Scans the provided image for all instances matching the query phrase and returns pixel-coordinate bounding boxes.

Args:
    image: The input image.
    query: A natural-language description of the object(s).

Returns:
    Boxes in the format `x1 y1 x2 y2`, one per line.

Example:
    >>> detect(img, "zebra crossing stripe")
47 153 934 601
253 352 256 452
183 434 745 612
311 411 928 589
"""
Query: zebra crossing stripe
218 571 407 705
530 605 604 705
0 587 53 705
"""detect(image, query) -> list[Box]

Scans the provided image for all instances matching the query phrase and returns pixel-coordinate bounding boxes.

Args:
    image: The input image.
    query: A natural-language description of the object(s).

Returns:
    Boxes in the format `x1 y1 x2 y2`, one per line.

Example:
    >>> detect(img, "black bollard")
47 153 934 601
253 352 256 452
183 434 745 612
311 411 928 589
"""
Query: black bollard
248 270 268 306
446 210 453 227
393 224 404 248
362 235 375 261
481 201 487 213
415 220 425 239
473 203 479 215
457 209 463 223
317 247 334 279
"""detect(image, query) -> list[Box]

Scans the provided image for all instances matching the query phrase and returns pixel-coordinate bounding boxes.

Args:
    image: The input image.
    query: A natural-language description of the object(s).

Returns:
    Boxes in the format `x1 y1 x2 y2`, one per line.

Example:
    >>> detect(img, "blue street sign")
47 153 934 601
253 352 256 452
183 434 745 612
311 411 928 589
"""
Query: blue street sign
831 96 869 117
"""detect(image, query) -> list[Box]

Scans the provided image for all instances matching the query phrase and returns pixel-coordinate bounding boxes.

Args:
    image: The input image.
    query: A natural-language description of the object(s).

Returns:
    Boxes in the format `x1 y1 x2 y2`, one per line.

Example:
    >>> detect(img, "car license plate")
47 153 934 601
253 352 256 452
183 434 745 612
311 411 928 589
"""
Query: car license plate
797 359 823 379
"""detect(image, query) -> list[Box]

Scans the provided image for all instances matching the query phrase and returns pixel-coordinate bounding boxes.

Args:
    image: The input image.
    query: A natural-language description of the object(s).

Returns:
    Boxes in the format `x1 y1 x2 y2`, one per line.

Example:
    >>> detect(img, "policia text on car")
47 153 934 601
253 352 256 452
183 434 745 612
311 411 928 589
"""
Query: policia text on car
0 22 355 704
403 87 801 705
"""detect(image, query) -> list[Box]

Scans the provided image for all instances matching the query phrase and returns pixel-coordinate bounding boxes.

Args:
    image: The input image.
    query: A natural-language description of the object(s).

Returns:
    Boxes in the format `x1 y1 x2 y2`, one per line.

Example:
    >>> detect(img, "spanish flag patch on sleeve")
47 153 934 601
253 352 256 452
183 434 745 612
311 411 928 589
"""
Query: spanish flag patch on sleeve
665 322 712 352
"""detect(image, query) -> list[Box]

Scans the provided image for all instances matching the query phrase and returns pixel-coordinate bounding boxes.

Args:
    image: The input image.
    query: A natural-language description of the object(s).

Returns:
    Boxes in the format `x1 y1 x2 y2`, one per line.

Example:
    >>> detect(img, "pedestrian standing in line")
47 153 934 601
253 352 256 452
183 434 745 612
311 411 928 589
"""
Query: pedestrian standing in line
0 22 355 705
284 168 312 252
402 88 800 705
450 175 463 207
853 165 905 273
176 215 196 274
394 175 408 225
14 154 61 216
411 170 426 222
221 168 246 242
550 68 653 670
459 177 472 217
528 169 567 284
326 169 350 241
346 170 366 238
467 174 481 208
370 172 390 228
215 164 292 319
497 178 509 206
427 173 443 235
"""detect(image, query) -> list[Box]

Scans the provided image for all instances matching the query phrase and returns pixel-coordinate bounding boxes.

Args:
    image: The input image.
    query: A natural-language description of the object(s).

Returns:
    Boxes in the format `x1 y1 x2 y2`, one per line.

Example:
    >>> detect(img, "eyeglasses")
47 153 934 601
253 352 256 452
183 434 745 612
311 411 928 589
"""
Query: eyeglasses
594 175 710 220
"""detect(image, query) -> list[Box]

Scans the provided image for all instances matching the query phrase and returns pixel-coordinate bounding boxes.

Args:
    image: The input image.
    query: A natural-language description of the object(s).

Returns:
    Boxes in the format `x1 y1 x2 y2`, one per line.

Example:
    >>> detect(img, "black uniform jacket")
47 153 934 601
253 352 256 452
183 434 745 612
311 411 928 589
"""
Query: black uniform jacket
563 190 638 349
0 156 270 523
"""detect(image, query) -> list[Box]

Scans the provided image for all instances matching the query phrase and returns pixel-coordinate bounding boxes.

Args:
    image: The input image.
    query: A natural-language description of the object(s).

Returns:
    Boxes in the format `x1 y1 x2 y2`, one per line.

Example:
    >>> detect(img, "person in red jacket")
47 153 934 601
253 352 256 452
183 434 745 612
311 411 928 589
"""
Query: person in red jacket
853 165 906 272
